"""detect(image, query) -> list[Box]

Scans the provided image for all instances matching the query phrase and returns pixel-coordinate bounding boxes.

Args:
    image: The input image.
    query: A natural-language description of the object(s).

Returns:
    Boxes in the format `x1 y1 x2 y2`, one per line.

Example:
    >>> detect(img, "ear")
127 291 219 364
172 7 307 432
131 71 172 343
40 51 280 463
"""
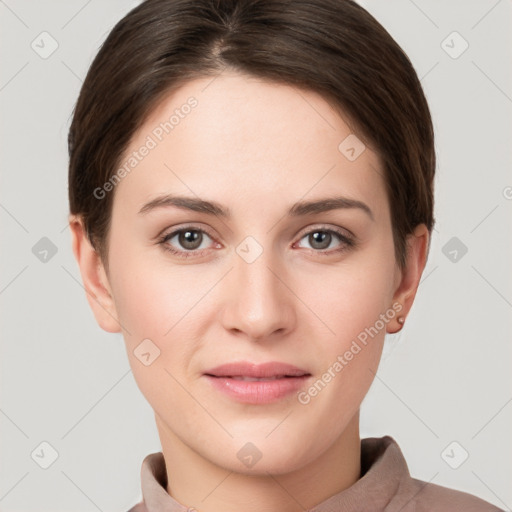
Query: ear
387 223 430 334
68 214 122 333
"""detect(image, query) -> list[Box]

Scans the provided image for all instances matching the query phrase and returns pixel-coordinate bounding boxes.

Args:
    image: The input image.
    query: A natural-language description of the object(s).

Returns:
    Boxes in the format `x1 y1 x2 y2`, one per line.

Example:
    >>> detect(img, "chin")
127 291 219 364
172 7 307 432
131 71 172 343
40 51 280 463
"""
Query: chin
206 437 315 476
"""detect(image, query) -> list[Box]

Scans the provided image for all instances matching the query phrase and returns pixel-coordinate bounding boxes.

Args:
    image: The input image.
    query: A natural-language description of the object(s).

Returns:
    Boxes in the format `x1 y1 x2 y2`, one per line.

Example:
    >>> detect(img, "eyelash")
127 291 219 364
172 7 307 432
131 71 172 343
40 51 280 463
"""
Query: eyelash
156 224 356 259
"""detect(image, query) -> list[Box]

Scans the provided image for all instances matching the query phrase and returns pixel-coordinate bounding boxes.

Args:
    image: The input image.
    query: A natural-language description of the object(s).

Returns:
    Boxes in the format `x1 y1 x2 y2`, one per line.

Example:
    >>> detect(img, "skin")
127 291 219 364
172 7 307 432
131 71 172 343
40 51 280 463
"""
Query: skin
69 70 429 512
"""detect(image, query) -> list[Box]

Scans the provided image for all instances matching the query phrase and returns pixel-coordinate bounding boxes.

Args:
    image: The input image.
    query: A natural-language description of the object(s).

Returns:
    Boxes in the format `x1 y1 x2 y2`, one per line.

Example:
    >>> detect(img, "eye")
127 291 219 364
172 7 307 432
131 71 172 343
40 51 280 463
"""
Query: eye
295 227 355 255
157 224 356 259
157 226 218 258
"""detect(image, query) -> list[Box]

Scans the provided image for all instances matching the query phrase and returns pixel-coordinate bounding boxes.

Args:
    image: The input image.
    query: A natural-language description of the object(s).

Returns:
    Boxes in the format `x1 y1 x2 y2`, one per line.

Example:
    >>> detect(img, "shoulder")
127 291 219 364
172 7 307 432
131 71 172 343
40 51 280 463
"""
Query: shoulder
364 436 504 512
400 475 504 512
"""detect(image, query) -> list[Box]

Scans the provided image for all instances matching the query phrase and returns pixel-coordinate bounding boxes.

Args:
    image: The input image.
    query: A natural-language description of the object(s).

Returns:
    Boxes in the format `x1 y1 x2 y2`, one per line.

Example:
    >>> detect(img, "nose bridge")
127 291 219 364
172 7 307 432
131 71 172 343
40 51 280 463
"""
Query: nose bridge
223 236 293 339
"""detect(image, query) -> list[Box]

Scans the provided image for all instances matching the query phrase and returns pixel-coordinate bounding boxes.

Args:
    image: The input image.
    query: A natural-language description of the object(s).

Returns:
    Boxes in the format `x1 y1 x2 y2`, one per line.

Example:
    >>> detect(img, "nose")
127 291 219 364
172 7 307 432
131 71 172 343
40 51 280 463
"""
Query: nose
220 243 296 341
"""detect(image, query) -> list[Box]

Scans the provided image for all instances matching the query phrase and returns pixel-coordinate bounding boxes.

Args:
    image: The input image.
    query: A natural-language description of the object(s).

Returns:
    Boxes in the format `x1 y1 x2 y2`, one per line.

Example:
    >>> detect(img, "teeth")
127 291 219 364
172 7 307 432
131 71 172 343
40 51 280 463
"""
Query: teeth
230 376 285 381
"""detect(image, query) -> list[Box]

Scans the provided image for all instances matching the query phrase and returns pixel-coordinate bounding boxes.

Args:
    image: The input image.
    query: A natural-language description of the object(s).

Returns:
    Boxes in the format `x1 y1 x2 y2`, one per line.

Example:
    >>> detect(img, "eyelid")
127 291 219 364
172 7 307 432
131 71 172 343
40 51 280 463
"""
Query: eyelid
295 222 355 241
293 225 356 255
156 222 218 242
157 223 353 243
156 224 219 259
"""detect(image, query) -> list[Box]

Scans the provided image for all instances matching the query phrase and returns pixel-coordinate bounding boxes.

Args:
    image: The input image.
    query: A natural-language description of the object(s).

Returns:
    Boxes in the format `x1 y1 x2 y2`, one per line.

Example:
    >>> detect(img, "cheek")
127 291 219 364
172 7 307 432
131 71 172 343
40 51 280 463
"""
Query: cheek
111 269 173 337
107 240 221 380
301 242 396 387
108 258 197 410
307 258 395 346
293 273 392 434
109 241 203 337
312 278 387 387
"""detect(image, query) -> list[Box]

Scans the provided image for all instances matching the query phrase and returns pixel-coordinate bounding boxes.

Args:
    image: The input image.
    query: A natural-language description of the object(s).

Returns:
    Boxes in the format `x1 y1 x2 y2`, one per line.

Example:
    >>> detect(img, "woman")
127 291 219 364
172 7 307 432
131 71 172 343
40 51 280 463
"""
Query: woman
67 0 503 510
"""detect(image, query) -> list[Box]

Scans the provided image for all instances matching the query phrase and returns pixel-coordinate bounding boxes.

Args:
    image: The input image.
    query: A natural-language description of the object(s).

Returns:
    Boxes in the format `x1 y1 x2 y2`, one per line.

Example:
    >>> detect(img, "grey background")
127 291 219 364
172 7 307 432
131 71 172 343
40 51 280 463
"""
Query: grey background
1 0 511 511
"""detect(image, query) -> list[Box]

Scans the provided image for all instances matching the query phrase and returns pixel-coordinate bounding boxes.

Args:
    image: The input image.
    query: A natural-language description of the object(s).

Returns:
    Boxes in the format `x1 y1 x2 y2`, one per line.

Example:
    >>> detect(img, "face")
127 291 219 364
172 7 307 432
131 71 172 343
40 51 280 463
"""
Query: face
87 71 408 474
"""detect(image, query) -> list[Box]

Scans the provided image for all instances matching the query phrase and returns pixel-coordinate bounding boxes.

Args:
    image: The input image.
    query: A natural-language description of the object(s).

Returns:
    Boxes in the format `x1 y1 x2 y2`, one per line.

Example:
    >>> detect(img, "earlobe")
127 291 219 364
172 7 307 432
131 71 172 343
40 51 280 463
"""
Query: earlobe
68 214 122 334
387 224 430 334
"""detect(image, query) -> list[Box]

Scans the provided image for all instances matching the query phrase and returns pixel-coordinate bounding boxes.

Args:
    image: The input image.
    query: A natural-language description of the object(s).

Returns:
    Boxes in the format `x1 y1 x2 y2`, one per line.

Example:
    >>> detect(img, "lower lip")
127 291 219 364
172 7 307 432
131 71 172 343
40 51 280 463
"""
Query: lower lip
204 375 311 404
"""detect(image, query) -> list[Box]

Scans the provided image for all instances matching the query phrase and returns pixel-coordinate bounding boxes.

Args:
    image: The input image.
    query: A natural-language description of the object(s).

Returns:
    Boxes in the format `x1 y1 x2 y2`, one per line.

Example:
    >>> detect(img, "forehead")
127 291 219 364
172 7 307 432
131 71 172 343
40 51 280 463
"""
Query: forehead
112 71 387 217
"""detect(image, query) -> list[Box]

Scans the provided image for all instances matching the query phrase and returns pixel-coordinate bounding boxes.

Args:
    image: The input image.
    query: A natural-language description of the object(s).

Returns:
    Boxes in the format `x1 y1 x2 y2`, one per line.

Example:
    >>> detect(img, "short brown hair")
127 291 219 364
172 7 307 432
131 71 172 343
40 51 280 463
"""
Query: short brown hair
68 0 435 270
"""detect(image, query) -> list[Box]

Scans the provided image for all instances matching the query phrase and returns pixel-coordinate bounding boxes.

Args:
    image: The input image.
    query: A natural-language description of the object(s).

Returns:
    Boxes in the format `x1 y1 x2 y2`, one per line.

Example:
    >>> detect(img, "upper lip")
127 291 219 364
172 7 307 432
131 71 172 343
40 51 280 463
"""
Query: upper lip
204 361 310 378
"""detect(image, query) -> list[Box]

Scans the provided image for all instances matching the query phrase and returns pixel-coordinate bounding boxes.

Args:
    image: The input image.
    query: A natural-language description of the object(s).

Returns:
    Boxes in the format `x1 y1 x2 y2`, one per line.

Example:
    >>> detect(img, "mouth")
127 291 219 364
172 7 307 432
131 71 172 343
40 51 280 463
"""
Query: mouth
209 375 305 381
204 361 311 379
203 361 312 404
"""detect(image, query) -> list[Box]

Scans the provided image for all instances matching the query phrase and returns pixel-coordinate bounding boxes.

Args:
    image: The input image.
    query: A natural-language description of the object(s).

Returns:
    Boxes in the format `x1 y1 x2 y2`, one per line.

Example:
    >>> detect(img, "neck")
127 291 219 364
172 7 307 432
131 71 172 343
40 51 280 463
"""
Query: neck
156 412 361 512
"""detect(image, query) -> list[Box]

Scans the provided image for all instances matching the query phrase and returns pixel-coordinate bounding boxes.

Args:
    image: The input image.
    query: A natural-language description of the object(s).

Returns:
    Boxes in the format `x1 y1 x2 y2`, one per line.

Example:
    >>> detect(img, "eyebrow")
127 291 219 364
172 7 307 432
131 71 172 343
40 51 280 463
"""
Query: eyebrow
138 194 374 221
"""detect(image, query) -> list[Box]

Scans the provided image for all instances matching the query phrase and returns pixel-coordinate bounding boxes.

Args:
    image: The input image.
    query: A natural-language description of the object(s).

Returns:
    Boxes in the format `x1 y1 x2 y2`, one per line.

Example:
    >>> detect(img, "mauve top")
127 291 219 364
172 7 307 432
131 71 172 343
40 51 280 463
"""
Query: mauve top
127 435 503 512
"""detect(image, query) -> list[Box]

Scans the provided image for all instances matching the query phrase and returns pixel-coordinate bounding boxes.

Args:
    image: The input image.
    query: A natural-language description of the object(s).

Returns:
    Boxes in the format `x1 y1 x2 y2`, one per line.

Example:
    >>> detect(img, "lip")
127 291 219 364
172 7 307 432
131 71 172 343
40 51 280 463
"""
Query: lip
204 361 310 378
203 361 312 404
